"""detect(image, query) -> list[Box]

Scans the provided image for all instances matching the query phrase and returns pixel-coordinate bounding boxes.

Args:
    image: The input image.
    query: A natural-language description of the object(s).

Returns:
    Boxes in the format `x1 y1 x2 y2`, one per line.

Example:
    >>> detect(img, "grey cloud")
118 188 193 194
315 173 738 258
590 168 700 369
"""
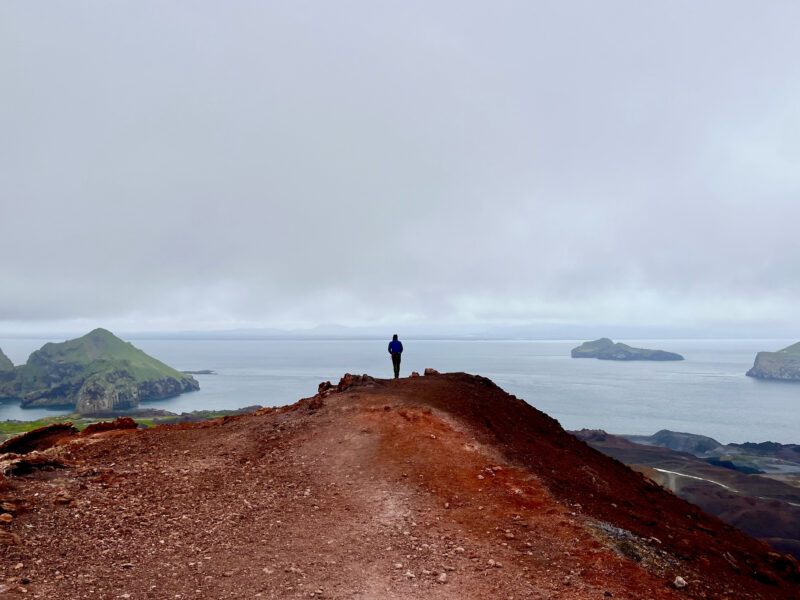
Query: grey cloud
2 1 800 333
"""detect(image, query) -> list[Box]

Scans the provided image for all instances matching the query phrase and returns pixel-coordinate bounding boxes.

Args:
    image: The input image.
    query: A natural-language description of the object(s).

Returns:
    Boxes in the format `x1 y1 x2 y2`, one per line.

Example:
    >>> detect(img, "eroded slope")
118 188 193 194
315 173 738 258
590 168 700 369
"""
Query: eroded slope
0 373 797 599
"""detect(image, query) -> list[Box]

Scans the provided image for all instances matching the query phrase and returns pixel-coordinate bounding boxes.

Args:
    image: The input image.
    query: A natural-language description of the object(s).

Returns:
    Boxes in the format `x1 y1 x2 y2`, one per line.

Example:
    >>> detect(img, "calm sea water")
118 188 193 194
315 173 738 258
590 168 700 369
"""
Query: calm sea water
1 337 798 444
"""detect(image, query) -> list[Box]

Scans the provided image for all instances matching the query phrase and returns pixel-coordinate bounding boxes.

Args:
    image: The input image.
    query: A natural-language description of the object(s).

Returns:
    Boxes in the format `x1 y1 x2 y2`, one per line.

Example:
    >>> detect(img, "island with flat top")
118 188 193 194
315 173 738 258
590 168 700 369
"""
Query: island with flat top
571 338 683 361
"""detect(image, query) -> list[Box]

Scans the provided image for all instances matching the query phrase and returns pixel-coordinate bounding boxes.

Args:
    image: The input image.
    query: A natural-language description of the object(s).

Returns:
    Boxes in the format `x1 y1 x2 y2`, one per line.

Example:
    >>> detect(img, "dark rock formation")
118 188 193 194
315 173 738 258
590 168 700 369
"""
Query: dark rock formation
747 342 800 381
571 338 683 361
624 429 723 455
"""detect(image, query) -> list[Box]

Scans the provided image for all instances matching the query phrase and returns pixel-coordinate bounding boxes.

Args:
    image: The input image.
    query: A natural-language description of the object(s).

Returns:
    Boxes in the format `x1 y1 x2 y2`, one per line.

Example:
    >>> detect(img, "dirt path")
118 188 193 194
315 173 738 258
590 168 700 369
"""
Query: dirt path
1 373 797 599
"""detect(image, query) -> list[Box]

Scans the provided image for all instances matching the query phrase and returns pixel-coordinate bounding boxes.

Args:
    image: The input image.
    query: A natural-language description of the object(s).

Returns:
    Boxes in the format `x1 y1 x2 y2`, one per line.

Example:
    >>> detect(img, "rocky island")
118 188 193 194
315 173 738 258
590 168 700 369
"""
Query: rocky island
571 338 684 361
747 341 800 381
0 328 198 413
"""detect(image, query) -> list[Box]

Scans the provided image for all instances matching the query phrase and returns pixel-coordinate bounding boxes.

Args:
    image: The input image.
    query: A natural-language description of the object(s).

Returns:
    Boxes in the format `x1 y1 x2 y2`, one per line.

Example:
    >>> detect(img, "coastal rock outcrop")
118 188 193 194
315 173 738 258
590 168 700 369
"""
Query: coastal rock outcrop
571 338 683 361
0 328 198 413
747 342 800 381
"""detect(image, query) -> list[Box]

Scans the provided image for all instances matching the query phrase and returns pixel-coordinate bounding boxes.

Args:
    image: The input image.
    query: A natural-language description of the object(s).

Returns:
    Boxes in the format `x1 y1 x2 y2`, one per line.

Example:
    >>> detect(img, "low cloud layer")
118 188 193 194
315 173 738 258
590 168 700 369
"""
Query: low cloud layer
2 2 799 335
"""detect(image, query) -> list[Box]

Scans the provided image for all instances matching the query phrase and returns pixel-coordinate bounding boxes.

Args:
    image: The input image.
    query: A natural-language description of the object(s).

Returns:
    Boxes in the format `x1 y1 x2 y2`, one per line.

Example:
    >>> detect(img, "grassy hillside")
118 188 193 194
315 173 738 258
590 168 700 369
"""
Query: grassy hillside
779 342 800 355
0 347 13 373
19 328 188 387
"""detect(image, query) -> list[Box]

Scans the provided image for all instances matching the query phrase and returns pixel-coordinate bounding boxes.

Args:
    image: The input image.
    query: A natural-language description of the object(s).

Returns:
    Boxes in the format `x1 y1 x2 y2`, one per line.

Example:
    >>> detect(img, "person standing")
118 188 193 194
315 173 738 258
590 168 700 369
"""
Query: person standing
388 334 403 379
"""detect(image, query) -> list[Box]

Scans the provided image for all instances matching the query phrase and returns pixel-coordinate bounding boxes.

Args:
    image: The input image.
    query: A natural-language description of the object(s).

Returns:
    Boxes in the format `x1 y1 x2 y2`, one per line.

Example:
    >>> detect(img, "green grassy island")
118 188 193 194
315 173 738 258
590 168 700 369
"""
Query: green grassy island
0 328 199 413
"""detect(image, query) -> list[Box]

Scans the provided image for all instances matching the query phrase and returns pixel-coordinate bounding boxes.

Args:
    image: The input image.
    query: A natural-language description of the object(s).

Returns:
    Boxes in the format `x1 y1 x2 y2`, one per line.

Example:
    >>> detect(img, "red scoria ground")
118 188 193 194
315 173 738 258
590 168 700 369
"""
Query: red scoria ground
0 372 798 599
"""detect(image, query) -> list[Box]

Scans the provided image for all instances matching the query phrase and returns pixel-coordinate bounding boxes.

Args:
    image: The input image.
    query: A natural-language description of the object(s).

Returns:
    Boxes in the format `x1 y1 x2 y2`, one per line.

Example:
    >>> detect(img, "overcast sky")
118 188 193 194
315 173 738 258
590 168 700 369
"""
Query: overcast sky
2 1 799 336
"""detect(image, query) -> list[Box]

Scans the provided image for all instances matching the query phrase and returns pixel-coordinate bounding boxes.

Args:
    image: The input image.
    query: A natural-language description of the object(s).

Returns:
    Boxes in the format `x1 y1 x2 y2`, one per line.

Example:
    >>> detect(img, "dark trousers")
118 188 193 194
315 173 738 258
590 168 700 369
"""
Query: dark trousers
391 353 401 379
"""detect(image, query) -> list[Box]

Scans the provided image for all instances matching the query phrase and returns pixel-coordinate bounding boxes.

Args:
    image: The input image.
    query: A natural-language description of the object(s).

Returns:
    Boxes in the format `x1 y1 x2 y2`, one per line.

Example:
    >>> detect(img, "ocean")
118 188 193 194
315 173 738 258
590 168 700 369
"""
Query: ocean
1 337 797 445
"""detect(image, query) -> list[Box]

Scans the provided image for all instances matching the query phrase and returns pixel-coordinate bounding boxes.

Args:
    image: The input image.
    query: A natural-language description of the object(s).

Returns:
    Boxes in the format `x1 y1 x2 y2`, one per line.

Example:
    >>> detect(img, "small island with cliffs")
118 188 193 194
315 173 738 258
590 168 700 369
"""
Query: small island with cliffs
571 338 684 361
0 328 199 413
747 341 800 381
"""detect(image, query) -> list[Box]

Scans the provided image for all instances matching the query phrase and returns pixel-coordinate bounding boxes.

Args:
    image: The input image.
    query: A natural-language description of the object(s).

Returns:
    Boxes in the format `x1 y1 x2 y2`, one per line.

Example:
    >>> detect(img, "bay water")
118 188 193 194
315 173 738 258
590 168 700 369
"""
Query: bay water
1 337 798 445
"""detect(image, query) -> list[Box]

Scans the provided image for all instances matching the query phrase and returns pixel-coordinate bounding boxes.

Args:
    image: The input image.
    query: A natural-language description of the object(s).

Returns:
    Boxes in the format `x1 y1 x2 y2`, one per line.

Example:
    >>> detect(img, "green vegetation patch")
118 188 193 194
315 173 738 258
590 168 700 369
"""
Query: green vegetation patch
779 342 800 355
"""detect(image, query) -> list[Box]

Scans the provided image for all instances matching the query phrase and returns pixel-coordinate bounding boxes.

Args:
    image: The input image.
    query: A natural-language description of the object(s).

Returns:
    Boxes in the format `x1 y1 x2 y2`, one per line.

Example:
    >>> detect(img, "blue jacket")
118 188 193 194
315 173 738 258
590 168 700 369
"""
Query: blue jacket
388 340 403 354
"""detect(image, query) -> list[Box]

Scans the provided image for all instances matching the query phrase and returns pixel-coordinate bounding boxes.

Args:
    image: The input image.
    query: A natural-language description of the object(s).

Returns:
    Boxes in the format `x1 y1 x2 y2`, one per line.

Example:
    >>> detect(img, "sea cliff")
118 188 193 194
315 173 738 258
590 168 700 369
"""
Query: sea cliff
747 342 800 381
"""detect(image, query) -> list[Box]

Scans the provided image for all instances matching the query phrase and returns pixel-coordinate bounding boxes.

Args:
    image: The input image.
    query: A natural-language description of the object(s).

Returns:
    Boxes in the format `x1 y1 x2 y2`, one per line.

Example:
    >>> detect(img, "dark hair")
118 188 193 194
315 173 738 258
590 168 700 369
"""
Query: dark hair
392 334 398 340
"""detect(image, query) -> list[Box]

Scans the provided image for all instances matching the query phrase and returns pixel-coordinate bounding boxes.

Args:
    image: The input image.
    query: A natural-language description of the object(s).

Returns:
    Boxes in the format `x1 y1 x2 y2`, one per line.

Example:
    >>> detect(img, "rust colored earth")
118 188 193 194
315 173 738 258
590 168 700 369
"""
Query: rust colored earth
0 372 798 599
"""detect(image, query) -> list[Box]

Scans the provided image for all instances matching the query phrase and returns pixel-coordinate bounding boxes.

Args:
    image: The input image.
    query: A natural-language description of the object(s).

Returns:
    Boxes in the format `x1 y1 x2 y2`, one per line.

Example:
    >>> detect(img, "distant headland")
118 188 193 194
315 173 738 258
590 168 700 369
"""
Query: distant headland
747 341 800 381
571 338 684 361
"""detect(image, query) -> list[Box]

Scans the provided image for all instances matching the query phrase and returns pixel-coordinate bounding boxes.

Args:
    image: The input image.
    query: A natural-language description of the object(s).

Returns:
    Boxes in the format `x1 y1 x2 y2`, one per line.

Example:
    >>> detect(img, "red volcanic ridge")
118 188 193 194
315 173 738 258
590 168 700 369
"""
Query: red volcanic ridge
1 372 798 599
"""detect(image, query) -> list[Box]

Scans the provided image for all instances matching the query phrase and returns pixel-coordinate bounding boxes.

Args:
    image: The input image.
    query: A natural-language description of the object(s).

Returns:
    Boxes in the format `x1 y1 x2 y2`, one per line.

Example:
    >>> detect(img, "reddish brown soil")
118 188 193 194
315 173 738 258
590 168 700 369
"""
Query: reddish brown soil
0 424 77 455
79 417 138 436
0 373 798 599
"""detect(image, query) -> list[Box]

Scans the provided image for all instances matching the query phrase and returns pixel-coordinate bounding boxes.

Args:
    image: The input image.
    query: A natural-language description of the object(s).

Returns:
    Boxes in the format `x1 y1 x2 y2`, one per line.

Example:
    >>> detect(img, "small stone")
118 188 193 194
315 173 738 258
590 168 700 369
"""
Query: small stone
454 547 465 553
14 562 23 569
54 491 73 505
504 532 515 539
477 475 484 480
404 571 415 579
444 503 450 509
494 562 502 568
394 563 403 569
121 563 134 569
487 559 495 567
0 514 13 523
437 573 447 583
430 434 436 439
673 576 687 589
